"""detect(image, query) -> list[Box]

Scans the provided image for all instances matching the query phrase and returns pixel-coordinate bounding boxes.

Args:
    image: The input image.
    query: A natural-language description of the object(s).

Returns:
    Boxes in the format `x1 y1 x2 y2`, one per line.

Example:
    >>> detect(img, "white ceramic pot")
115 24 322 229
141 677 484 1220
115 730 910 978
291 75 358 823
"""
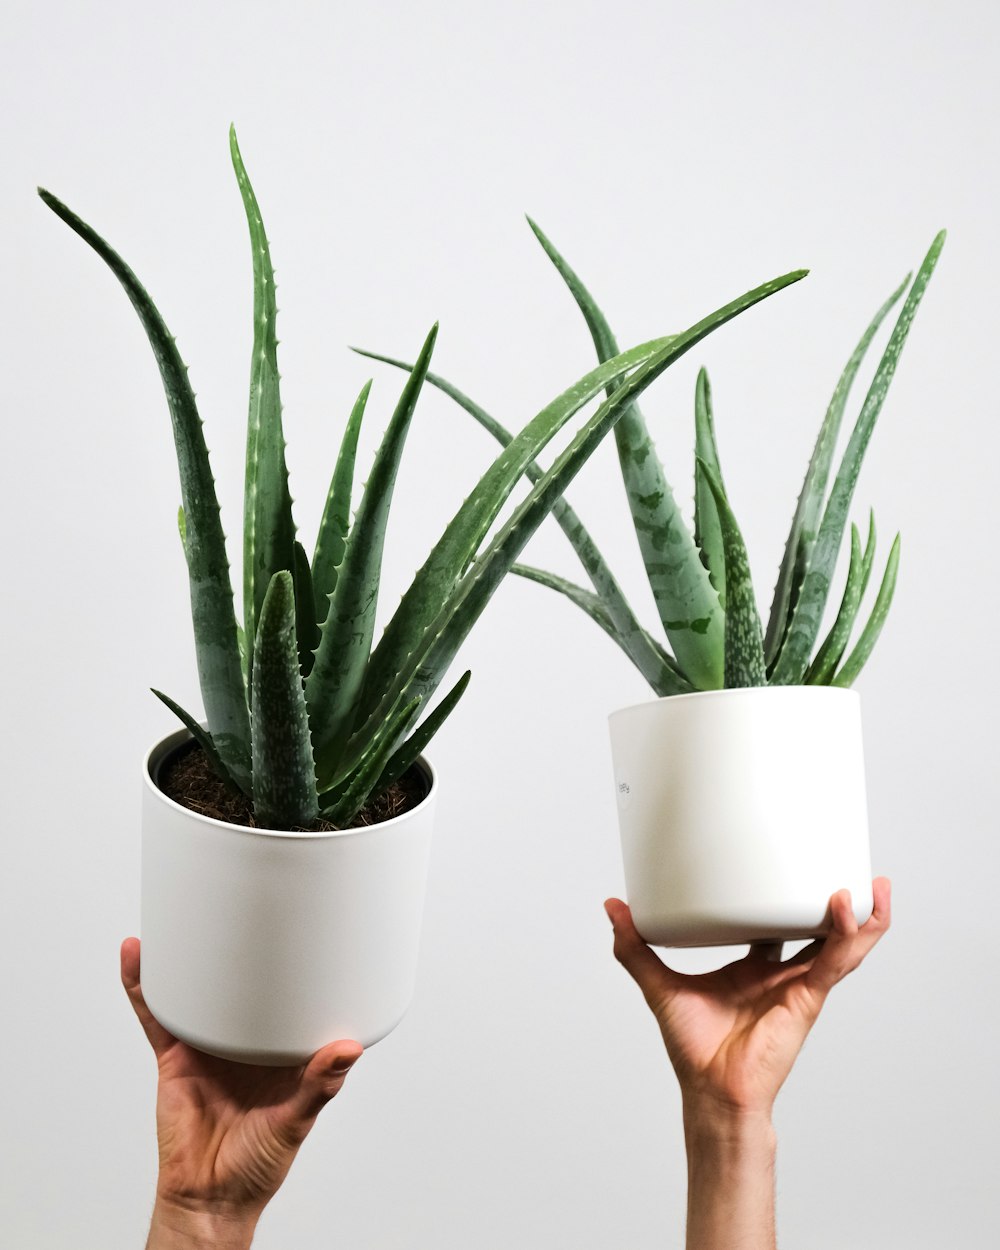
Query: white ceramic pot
608 687 874 947
141 727 437 1065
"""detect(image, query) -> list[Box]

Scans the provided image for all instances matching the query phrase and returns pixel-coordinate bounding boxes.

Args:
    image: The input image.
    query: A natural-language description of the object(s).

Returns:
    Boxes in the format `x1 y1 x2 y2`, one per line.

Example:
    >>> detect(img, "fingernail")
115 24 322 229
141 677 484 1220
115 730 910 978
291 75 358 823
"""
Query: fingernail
331 1054 359 1074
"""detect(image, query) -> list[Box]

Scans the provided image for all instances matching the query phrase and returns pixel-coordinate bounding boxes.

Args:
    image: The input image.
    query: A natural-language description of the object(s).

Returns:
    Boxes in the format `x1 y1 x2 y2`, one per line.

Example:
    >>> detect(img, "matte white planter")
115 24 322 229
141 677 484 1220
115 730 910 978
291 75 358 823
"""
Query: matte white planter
608 687 874 947
141 727 437 1065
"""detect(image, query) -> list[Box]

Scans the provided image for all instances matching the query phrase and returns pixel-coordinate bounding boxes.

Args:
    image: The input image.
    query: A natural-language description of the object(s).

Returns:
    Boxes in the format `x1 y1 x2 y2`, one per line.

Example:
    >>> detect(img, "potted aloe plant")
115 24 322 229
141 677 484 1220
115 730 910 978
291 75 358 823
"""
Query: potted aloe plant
359 222 944 949
39 129 806 1061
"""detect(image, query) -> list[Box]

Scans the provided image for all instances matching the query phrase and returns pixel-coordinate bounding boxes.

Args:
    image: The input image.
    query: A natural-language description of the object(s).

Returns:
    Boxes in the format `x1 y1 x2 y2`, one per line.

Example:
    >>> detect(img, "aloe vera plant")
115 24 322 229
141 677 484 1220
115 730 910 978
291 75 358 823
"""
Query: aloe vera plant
358 225 943 698
40 133 806 829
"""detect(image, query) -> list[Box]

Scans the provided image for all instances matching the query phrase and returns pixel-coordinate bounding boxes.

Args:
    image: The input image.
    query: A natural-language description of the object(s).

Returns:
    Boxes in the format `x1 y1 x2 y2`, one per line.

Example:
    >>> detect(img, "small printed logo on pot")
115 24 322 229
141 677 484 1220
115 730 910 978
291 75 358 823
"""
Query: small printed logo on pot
616 774 633 810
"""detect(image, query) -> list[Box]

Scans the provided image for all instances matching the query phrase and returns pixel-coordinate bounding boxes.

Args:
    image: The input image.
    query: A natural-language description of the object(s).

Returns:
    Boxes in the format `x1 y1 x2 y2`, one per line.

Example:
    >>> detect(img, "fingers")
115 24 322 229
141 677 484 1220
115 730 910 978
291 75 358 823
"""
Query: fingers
288 1040 364 1124
805 877 892 997
605 898 682 1012
120 937 176 1059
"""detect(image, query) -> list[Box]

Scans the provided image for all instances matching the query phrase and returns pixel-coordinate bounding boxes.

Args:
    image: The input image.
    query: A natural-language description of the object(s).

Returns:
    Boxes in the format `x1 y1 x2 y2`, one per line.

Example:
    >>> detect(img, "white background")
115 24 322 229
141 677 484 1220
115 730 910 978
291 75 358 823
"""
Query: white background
2 2 996 1246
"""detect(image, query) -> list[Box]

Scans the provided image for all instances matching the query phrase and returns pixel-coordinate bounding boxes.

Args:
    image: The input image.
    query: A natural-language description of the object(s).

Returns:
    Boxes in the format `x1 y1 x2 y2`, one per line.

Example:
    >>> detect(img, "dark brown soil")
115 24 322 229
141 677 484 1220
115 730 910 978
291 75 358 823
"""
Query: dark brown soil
157 739 429 832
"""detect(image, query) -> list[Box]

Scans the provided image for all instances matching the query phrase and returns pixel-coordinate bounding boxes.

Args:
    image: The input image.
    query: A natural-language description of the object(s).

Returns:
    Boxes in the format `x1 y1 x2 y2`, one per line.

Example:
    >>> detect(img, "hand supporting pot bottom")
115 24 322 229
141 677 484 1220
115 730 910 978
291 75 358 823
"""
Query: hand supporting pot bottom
121 938 362 1250
606 877 891 1250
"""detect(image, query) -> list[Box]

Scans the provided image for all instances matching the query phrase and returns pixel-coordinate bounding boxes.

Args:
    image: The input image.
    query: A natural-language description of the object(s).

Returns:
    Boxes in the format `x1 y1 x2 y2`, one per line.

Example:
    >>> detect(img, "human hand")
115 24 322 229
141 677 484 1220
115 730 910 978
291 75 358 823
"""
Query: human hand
121 937 362 1250
605 878 891 1120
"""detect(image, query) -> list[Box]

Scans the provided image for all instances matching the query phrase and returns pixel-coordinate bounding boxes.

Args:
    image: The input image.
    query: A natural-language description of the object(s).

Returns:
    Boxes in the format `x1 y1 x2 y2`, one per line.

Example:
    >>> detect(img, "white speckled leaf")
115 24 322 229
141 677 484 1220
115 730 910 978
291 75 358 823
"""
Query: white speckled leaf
698 459 766 688
252 571 318 830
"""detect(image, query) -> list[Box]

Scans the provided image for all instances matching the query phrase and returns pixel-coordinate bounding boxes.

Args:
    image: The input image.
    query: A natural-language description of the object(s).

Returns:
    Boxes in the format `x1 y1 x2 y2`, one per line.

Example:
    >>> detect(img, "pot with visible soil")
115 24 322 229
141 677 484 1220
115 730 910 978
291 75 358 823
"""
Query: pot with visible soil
142 729 437 1063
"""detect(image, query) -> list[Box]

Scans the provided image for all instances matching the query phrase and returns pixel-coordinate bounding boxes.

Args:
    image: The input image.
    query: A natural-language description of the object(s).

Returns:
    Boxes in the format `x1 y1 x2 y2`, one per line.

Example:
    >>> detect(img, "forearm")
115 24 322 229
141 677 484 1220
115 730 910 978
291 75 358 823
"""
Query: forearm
145 1197 259 1250
683 1100 777 1250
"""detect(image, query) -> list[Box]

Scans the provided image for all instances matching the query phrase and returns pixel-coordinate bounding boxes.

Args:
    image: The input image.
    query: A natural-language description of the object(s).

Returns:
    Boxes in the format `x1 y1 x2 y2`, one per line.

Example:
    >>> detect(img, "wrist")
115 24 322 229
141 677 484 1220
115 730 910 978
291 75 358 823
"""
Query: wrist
146 1195 260 1250
682 1099 777 1250
682 1095 776 1148
682 1094 777 1184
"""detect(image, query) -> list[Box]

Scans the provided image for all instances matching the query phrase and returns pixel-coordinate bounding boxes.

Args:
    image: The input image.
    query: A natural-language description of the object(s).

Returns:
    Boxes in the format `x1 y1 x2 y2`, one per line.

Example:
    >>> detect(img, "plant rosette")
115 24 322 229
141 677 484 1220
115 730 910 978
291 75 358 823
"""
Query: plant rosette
142 728 437 1064
608 687 872 947
384 225 944 949
42 129 805 1060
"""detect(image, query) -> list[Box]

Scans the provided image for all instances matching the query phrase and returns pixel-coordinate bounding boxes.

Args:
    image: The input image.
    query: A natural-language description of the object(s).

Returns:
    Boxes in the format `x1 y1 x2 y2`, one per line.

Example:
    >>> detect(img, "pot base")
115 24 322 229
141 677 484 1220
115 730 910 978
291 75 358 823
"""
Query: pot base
143 994 407 1066
632 896 873 949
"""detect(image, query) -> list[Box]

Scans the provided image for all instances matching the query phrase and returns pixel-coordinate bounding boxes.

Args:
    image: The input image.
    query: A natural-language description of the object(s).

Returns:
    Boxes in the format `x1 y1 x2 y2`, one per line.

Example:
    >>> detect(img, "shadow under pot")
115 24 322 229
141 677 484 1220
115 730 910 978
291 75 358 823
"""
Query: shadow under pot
608 686 874 948
140 726 437 1065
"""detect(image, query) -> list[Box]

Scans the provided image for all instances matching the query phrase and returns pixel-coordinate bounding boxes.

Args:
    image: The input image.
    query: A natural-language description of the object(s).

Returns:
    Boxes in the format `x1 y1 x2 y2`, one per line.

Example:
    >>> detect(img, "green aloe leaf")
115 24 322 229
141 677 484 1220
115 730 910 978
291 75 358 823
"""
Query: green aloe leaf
251 571 319 830
177 505 187 556
306 325 438 783
770 232 943 685
236 622 248 686
526 217 738 689
693 367 726 608
348 332 684 726
373 669 472 797
340 268 804 777
763 276 909 670
350 352 686 693
858 509 877 600
513 562 617 631
230 126 297 690
831 534 901 687
804 523 865 685
38 189 251 791
512 564 692 695
697 458 766 687
312 379 371 622
319 695 422 824
291 540 320 678
150 688 241 796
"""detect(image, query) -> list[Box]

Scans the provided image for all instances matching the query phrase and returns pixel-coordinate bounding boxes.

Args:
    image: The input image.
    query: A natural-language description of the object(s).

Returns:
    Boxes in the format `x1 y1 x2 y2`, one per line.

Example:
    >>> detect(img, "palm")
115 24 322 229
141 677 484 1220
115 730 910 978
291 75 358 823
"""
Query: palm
153 1043 320 1207
648 950 823 1111
121 938 362 1213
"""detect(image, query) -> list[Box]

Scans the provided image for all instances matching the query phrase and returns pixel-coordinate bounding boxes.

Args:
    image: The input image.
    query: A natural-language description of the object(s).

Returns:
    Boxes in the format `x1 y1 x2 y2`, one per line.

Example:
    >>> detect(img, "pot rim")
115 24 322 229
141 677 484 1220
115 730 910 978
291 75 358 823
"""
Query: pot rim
143 725 437 841
609 683 860 723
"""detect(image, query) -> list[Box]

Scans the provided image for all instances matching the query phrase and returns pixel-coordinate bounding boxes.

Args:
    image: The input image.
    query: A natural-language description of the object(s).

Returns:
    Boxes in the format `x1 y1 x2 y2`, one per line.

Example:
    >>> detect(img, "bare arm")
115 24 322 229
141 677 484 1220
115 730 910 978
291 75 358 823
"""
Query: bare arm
606 878 892 1249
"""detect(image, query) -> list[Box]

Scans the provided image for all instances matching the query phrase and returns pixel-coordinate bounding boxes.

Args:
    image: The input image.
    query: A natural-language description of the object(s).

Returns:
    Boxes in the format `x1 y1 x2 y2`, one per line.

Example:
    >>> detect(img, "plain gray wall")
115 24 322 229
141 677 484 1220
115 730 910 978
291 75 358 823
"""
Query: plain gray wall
2 1 996 1246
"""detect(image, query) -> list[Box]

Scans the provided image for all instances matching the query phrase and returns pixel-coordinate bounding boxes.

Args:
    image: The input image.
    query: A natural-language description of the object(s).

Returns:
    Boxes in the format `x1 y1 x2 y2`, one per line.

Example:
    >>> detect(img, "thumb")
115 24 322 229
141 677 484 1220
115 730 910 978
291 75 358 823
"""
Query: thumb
605 898 683 1011
120 937 176 1059
289 1040 364 1123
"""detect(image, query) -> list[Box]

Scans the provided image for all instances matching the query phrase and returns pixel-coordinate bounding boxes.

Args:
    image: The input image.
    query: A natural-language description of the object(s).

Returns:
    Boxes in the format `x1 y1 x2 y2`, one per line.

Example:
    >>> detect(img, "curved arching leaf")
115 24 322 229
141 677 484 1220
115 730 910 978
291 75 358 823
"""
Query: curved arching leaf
38 188 251 791
527 218 730 688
